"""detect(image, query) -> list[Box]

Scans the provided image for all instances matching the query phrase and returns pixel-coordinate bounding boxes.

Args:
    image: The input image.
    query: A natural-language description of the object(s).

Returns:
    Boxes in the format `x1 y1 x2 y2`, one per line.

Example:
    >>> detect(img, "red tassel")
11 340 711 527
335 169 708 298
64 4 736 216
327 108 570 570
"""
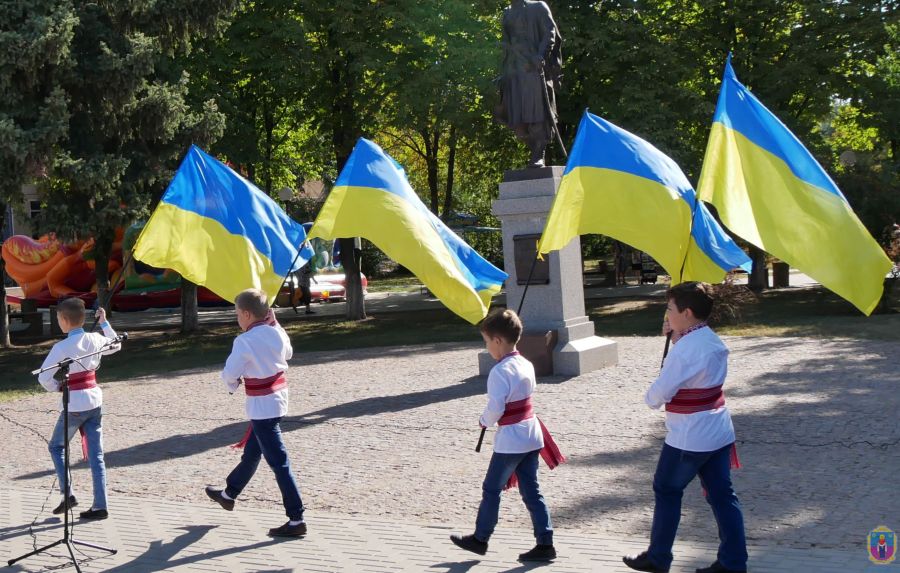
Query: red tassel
503 417 565 491
730 443 742 470
230 424 253 450
702 443 742 497
79 427 88 460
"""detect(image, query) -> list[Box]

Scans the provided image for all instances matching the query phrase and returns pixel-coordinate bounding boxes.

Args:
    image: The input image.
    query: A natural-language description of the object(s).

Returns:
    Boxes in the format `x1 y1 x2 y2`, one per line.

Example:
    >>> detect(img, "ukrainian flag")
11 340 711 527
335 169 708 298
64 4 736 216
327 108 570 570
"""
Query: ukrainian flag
309 138 507 324
133 145 313 304
538 110 751 283
697 56 892 315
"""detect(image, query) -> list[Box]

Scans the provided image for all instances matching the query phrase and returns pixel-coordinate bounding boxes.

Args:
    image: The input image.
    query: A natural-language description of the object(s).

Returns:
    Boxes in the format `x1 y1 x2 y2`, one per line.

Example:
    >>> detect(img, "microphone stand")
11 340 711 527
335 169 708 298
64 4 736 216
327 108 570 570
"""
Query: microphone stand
7 335 125 571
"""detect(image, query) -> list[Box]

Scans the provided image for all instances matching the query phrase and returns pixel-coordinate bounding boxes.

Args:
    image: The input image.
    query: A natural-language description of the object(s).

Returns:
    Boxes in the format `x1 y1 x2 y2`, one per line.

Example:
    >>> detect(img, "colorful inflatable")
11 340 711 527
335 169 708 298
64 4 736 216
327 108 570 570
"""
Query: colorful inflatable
3 222 363 311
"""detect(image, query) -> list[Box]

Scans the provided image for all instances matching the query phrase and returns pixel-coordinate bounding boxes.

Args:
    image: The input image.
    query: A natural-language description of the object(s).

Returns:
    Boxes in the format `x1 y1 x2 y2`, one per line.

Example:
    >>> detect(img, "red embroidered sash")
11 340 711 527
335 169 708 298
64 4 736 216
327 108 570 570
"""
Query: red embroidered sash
243 372 287 397
63 370 98 392
664 385 742 474
497 397 566 490
665 385 725 414
230 372 287 449
58 370 97 460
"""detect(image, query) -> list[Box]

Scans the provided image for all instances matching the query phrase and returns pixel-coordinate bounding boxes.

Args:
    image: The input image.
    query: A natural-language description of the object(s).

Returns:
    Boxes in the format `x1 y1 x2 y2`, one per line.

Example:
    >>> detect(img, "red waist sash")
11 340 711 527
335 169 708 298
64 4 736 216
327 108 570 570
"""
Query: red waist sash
664 385 742 476
230 372 287 449
63 370 98 392
58 370 97 460
665 385 725 414
497 397 566 490
243 372 287 397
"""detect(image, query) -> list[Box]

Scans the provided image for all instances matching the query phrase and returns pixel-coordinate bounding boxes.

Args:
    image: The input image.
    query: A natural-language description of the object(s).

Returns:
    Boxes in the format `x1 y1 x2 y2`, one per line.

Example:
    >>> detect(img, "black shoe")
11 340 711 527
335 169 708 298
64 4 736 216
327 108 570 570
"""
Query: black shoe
268 521 307 537
696 561 746 573
518 544 556 562
79 508 108 520
205 487 235 511
623 551 669 573
304 309 316 315
450 534 488 556
52 495 77 515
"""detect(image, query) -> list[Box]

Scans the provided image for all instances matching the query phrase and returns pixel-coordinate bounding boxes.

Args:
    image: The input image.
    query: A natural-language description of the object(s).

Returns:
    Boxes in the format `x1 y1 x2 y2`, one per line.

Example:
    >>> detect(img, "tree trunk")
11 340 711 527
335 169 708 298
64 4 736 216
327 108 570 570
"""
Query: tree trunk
423 129 439 214
748 245 768 292
340 237 366 320
181 279 199 333
0 207 10 348
442 126 457 220
93 231 114 313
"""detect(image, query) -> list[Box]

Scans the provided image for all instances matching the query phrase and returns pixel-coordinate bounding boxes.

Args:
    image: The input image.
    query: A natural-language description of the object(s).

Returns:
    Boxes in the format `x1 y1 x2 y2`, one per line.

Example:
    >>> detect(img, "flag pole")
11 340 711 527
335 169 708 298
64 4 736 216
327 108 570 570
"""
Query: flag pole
661 195 702 366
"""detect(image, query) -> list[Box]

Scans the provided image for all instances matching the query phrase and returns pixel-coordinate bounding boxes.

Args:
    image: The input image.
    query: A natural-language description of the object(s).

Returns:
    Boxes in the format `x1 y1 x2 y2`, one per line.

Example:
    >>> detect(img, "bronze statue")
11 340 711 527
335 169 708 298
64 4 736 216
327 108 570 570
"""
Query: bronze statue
494 0 563 168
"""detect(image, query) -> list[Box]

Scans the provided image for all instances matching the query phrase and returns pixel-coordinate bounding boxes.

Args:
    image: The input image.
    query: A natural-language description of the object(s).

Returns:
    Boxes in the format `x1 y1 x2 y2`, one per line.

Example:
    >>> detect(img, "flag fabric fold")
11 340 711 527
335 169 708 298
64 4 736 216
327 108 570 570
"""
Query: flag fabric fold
538 110 751 283
697 55 892 315
309 138 508 324
133 145 313 304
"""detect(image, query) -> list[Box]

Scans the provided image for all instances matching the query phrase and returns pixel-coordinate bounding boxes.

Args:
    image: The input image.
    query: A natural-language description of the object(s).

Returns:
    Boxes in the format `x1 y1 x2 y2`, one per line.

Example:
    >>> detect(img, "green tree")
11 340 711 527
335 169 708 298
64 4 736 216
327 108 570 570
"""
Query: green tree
0 1 75 347
39 1 235 318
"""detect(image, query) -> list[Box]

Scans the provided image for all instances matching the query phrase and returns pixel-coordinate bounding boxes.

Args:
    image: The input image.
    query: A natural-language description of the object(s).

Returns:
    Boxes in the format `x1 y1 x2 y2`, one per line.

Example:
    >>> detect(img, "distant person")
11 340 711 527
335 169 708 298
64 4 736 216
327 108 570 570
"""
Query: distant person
450 309 564 563
623 282 747 573
38 298 121 520
297 260 315 315
205 289 307 537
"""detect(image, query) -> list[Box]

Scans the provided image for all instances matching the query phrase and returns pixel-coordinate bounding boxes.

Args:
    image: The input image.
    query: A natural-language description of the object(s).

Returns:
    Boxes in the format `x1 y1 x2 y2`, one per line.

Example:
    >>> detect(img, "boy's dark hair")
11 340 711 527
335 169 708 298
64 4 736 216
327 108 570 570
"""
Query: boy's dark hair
667 281 714 320
58 297 86 325
480 308 523 344
234 288 269 320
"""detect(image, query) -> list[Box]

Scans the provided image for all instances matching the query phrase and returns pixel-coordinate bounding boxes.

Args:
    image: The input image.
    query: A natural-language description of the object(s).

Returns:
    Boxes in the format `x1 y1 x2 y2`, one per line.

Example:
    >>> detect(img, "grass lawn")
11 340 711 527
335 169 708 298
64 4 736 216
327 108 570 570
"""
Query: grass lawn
589 285 900 340
1 285 896 403
0 308 477 403
364 275 423 293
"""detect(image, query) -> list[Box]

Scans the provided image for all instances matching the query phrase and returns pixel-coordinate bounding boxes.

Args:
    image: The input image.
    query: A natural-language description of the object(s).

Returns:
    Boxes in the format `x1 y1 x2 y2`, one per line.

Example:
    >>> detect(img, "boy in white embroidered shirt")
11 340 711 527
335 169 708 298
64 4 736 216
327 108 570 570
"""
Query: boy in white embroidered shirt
450 309 558 563
624 282 747 573
205 288 307 538
38 297 120 520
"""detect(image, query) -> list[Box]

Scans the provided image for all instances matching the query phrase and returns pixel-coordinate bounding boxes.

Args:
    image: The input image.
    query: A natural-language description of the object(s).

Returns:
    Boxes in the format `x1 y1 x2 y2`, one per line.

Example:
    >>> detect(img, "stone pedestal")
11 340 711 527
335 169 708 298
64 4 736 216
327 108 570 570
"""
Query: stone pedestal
479 167 618 377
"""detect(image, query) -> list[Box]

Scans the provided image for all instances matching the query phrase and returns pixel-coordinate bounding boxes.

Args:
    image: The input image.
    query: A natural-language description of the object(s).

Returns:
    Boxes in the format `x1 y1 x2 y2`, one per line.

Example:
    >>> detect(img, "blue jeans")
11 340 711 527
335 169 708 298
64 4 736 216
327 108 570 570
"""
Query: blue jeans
647 443 748 570
48 406 107 510
225 417 305 521
474 449 553 545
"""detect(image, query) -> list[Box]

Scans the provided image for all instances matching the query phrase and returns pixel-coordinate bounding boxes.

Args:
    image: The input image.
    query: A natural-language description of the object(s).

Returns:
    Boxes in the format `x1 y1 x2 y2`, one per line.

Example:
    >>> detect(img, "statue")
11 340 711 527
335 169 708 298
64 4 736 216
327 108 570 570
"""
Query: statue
494 0 563 168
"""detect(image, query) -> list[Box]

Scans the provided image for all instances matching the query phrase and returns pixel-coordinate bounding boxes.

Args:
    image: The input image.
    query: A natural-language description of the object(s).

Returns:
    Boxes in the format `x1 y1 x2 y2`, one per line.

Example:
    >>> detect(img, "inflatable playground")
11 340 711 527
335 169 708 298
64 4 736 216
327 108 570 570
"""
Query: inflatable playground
3 223 365 312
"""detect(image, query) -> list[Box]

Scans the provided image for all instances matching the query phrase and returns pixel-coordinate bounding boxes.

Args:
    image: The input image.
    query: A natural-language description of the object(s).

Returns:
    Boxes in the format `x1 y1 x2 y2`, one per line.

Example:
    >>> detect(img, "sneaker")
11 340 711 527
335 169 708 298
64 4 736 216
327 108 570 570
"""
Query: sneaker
268 521 307 537
79 508 108 520
52 495 77 515
519 543 557 562
623 551 669 573
449 534 488 556
204 487 235 511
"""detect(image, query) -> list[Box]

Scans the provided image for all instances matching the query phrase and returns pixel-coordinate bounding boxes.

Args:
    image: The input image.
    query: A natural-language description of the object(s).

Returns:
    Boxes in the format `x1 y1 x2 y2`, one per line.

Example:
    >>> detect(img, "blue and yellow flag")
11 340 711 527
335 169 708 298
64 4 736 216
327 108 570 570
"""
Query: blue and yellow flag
697 56 892 315
133 145 313 303
309 138 508 324
538 110 751 283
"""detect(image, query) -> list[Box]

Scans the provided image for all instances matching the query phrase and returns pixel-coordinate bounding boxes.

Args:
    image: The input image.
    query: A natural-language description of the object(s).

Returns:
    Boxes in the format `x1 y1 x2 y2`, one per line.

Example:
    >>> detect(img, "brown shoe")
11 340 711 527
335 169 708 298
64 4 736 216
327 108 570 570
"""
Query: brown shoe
52 495 77 515
204 487 235 511
268 521 307 537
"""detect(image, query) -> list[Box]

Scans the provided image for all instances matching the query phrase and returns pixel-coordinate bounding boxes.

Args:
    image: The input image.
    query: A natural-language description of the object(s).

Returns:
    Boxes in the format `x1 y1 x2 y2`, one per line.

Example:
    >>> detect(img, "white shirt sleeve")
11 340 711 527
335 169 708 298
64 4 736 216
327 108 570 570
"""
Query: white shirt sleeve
99 322 121 355
221 337 248 393
644 349 705 409
479 368 510 427
38 345 64 392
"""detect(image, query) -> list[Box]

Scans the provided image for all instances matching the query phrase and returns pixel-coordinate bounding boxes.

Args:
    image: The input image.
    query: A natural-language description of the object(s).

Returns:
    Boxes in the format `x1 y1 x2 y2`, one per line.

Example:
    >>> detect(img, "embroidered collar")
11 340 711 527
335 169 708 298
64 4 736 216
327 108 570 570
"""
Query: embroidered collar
500 350 521 361
67 328 85 339
246 319 270 332
677 321 708 341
